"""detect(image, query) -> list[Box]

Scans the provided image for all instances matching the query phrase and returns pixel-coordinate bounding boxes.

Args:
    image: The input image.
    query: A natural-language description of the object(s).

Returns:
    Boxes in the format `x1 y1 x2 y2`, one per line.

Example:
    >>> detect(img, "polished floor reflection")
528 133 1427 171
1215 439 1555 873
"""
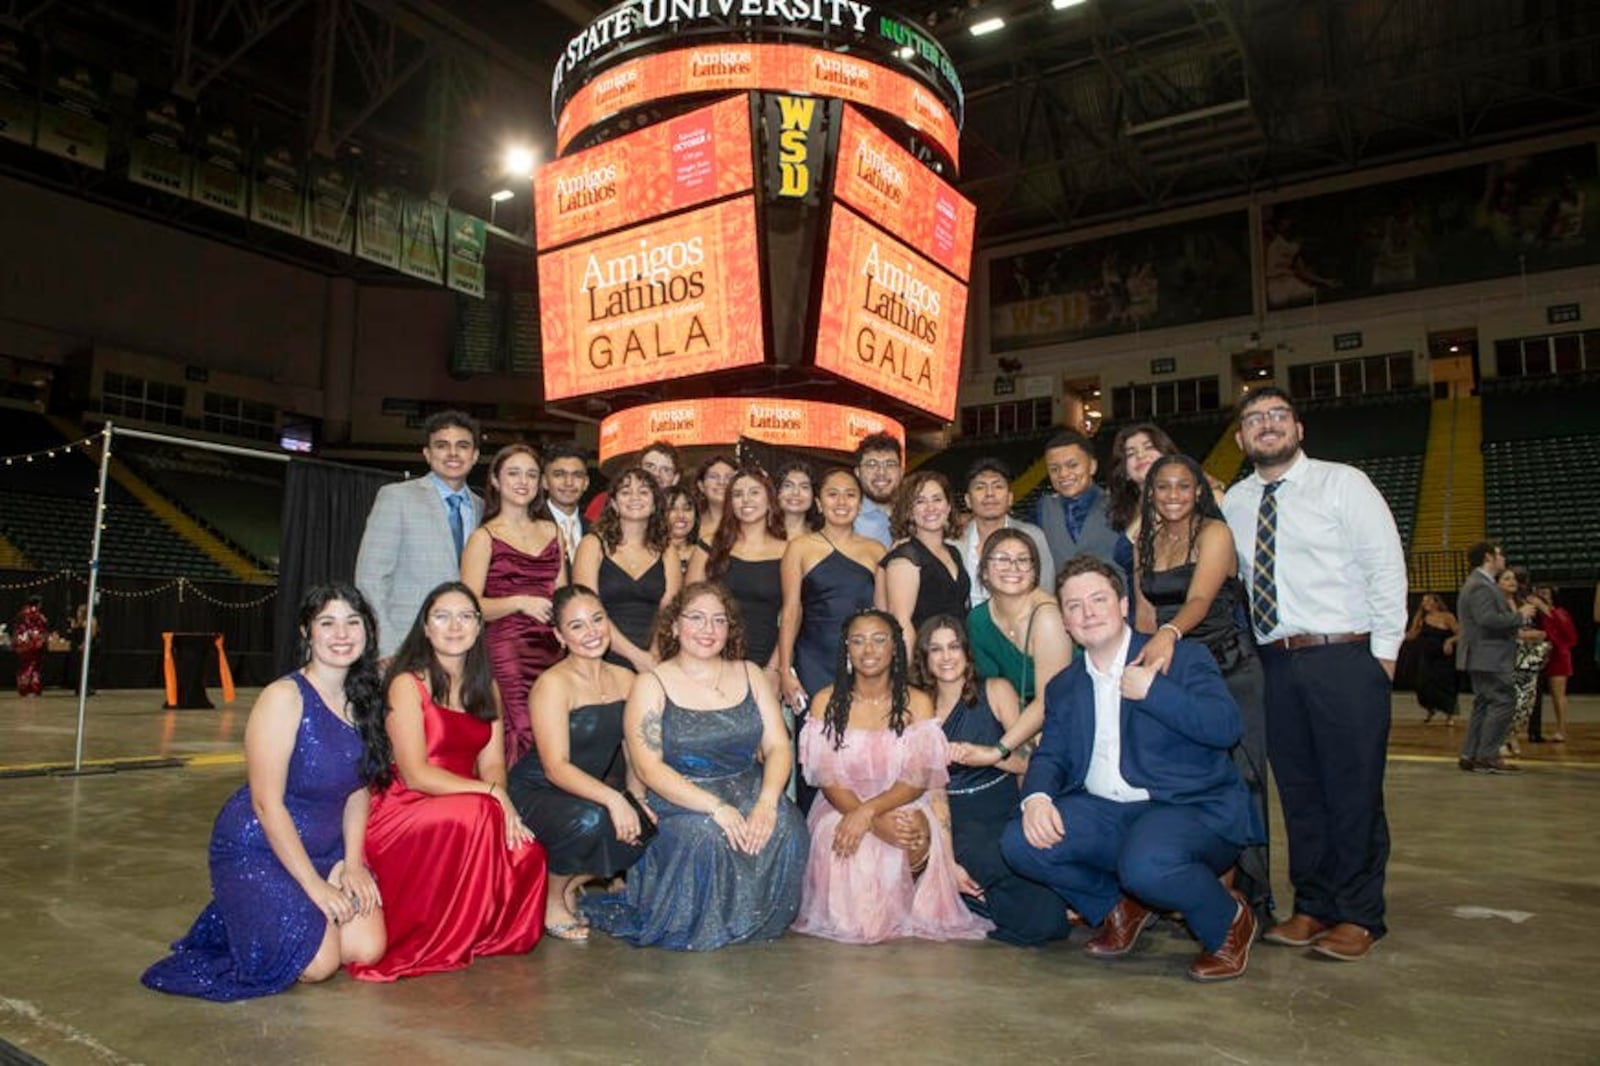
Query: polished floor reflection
2 689 1597 1064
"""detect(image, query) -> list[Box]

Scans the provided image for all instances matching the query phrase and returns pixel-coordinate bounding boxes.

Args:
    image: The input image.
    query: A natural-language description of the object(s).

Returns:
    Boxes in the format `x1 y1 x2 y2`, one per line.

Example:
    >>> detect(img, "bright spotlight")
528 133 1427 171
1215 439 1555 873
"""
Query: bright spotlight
489 189 515 203
503 145 537 178
969 16 1005 36
1051 0 1087 9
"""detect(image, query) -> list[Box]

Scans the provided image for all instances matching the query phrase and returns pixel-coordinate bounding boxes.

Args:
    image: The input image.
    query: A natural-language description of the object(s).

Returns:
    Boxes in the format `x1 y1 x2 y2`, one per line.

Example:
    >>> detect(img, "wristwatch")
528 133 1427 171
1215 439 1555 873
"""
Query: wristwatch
994 740 1013 760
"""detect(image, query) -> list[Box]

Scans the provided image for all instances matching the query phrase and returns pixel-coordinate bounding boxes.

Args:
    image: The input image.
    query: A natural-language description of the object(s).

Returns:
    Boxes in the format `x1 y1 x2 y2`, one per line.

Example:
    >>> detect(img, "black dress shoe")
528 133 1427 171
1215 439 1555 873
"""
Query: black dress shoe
1458 757 1477 772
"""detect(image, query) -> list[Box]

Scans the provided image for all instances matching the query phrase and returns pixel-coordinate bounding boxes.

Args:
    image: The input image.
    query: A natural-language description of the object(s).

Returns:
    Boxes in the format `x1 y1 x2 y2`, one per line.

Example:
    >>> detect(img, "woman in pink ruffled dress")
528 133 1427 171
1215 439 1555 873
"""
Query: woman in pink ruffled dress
792 609 993 944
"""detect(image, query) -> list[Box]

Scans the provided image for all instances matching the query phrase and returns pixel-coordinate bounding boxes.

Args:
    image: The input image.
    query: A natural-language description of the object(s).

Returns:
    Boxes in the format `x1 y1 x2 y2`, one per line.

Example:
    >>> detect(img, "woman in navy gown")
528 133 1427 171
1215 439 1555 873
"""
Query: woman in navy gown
509 585 649 939
689 466 787 680
462 443 566 766
582 583 807 950
573 467 680 673
142 584 387 1000
914 614 1071 946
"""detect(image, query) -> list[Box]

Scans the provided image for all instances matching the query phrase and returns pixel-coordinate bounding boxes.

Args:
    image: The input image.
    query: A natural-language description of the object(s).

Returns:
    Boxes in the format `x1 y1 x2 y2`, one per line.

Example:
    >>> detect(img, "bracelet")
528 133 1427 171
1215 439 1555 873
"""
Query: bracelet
1159 622 1183 640
994 741 1013 760
708 802 728 819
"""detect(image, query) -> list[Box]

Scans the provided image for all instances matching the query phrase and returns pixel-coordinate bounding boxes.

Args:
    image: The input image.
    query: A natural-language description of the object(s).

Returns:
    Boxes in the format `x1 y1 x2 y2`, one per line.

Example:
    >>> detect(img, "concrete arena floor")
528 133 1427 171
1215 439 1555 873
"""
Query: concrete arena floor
2 690 1598 1065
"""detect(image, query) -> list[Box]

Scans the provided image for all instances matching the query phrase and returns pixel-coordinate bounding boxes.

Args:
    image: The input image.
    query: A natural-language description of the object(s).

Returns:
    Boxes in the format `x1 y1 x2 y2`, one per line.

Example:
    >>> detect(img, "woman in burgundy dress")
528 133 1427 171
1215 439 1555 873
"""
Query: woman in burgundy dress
1533 584 1577 743
349 582 548 982
462 444 566 766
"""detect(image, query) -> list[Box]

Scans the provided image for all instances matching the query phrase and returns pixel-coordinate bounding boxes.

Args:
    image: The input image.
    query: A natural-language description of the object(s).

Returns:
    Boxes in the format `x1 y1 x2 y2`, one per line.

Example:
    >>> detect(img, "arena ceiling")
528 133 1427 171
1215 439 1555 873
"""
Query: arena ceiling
3 0 1597 255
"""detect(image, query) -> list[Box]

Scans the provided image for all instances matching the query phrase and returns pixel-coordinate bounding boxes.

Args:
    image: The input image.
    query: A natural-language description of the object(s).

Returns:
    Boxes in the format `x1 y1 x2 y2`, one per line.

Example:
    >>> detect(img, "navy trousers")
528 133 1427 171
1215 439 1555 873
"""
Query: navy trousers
1259 641 1391 937
1001 794 1240 951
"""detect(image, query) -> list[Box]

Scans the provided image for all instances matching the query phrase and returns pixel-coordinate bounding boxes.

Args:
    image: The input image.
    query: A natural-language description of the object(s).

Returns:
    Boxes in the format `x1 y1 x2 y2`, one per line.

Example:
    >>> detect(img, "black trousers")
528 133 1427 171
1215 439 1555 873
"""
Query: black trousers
1259 641 1392 938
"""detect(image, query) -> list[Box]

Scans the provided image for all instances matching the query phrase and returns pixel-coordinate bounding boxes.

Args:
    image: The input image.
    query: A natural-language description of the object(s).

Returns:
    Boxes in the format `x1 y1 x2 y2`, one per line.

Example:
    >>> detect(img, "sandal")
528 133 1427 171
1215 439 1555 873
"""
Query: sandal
546 919 590 942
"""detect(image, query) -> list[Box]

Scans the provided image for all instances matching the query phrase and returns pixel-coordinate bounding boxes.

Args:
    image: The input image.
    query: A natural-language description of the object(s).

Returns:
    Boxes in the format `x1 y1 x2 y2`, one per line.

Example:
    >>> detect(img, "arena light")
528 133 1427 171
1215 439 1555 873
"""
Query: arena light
503 144 537 178
968 16 1005 36
1051 0 1087 9
896 45 915 59
489 189 515 203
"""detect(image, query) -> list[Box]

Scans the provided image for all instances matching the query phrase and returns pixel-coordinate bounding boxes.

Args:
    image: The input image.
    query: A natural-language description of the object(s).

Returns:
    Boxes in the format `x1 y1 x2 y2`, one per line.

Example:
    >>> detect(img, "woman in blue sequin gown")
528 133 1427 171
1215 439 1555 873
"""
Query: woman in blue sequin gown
582 582 808 950
142 585 389 1000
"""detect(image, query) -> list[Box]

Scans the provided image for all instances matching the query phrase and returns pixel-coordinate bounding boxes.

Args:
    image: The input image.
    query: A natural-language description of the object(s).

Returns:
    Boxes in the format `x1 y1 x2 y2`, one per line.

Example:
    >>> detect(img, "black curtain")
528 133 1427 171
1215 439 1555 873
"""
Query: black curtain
273 459 395 674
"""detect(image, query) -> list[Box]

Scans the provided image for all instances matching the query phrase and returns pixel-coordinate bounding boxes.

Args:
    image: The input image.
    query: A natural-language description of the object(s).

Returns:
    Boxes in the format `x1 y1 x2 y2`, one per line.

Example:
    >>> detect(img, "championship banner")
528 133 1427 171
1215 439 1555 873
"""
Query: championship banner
538 195 765 402
305 158 356 251
813 203 967 420
0 33 37 148
598 396 903 463
192 117 248 216
536 94 753 250
35 54 108 169
556 43 960 168
833 106 974 281
446 210 487 298
355 184 404 268
127 93 193 198
400 195 448 283
250 139 304 235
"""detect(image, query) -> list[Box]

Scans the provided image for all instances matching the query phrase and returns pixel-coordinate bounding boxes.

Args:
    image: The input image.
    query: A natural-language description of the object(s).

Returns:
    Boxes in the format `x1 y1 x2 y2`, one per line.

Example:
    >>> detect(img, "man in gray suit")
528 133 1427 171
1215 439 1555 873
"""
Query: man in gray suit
356 410 483 660
1035 430 1124 591
1456 540 1535 774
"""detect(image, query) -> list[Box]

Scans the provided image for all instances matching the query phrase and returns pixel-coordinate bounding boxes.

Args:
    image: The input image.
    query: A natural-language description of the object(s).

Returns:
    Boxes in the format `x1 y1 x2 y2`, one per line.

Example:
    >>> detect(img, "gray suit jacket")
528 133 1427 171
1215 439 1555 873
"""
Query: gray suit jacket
355 477 483 657
1455 569 1522 673
1036 487 1124 588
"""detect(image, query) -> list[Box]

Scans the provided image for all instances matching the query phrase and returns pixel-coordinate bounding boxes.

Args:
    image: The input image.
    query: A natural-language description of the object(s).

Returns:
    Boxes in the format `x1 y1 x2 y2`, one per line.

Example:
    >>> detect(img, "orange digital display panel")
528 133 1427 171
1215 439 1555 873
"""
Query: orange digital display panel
599 397 904 464
538 196 765 403
557 44 960 170
813 204 968 421
535 95 753 251
832 106 975 282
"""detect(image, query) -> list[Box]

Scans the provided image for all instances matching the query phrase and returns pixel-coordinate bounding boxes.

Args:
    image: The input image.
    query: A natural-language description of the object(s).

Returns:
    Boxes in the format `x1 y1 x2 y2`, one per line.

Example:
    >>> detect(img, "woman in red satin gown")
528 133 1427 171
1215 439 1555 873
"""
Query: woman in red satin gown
348 582 548 982
462 443 567 767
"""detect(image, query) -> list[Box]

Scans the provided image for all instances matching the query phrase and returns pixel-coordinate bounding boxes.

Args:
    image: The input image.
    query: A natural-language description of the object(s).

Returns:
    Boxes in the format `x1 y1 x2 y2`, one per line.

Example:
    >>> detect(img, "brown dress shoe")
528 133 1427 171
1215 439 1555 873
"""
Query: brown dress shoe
1312 922 1376 961
1262 912 1330 947
1189 893 1257 982
1084 896 1156 958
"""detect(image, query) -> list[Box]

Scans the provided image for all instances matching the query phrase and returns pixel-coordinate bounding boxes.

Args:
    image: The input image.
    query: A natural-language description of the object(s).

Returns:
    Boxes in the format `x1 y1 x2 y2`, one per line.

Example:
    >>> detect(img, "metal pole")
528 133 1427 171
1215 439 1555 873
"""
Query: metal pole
72 423 114 773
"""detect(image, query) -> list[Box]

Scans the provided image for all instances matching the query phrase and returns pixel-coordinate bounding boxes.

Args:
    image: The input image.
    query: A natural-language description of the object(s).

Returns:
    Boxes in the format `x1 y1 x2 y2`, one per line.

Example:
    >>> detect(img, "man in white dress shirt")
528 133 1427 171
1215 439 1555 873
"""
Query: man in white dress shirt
541 442 590 567
959 458 1054 608
1221 387 1406 963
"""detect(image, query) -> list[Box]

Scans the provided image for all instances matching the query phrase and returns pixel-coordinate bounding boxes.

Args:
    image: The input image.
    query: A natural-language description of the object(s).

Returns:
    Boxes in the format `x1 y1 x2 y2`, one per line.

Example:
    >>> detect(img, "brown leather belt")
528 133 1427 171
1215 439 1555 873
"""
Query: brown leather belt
1263 632 1369 651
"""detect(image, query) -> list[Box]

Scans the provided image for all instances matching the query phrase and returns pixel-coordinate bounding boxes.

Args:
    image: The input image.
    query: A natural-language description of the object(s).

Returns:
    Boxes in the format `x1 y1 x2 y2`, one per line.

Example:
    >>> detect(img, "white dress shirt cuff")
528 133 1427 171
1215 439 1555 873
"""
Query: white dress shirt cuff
1021 792 1053 810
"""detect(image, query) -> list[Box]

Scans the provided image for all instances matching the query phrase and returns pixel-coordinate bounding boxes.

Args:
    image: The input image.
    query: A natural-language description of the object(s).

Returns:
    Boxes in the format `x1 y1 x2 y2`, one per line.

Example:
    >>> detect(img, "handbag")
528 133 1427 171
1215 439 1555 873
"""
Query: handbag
622 791 659 845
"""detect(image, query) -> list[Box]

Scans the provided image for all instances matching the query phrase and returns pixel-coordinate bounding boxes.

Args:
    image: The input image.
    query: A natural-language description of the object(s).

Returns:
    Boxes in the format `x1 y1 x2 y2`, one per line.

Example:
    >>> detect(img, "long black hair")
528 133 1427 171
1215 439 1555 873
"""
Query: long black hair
1135 453 1225 576
386 581 499 725
822 609 911 750
910 613 979 707
294 582 389 787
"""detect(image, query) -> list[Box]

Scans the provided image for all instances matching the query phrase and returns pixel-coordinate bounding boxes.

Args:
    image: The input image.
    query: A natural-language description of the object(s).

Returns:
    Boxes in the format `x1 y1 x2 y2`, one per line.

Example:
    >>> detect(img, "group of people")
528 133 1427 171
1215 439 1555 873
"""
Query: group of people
141 386 1441 998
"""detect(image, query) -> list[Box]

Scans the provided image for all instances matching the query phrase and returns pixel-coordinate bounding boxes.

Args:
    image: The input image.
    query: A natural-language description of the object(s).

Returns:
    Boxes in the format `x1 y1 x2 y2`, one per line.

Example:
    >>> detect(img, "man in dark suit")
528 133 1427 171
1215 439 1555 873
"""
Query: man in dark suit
1034 430 1124 590
1457 541 1535 774
1001 556 1263 982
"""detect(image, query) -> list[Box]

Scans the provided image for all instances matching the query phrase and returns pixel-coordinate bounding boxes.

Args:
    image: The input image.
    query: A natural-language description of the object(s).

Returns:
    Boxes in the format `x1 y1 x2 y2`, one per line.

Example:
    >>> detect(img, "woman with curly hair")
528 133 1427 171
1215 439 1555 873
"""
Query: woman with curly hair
791 609 992 944
349 581 548 981
143 583 388 999
689 466 788 679
582 582 807 950
877 469 970 657
573 467 680 673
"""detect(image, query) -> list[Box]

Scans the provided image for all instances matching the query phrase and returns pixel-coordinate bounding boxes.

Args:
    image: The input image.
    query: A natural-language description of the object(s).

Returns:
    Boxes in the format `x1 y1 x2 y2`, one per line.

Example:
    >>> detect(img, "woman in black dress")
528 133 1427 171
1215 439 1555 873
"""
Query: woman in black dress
573 468 681 672
1406 593 1460 724
878 470 970 659
688 466 787 681
509 585 649 940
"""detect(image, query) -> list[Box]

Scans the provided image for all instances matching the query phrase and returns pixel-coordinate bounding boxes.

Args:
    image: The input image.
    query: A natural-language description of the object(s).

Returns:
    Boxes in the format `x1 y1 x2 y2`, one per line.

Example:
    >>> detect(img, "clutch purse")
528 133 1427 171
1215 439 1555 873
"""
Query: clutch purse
622 791 659 845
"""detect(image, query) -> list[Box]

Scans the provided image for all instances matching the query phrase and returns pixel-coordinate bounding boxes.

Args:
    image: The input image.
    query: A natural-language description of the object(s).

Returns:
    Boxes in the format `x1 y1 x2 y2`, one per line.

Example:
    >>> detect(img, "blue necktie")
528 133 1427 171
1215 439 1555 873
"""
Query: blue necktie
446 494 466 559
1250 481 1280 639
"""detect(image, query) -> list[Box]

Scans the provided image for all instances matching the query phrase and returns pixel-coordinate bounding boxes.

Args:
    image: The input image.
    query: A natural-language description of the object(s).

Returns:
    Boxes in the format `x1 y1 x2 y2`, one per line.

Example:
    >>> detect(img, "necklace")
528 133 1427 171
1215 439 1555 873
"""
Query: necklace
680 658 728 697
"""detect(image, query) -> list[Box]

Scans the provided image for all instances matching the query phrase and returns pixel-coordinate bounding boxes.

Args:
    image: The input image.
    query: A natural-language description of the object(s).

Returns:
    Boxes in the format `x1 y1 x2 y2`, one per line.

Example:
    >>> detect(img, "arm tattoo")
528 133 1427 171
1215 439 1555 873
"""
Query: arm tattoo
639 706 664 753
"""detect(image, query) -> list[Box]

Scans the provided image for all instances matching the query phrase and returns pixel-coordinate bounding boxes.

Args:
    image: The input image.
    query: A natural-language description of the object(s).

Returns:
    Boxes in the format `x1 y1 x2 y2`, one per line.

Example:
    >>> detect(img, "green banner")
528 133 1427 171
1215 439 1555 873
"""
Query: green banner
446 210 487 297
0 33 37 148
127 92 192 198
305 158 355 251
400 194 447 283
193 117 247 216
250 137 303 235
356 184 404 269
35 54 107 169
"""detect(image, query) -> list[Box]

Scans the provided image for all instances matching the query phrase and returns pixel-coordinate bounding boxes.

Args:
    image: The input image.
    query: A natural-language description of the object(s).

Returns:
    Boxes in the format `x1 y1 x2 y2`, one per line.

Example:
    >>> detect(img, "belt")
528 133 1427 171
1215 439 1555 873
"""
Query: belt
1263 631 1369 651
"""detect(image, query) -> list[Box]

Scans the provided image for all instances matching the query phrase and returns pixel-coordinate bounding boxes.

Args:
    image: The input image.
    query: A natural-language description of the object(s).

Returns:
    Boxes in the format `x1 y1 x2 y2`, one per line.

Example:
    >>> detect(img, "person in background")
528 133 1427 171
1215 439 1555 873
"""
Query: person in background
142 584 387 999
509 586 649 941
64 601 101 695
1532 584 1576 743
776 460 822 540
11 595 49 698
356 410 483 662
690 467 788 683
350 582 547 981
853 433 904 548
1502 567 1550 755
878 470 970 659
573 469 680 674
1106 423 1179 585
583 440 680 524
461 443 566 767
1035 430 1125 592
959 458 1052 610
1405 593 1460 725
541 443 591 569
663 485 700 582
1456 542 1533 774
691 454 739 550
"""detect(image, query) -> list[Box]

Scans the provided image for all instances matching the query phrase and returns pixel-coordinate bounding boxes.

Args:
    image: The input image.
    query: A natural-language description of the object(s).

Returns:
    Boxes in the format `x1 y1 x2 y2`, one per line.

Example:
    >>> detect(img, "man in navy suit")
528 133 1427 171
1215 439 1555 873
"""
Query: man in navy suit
1001 556 1264 981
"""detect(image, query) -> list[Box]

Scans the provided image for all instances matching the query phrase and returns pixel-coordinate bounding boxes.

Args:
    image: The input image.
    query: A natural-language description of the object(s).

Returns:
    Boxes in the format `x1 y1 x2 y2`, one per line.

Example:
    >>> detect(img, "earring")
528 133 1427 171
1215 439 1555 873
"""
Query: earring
846 659 853 675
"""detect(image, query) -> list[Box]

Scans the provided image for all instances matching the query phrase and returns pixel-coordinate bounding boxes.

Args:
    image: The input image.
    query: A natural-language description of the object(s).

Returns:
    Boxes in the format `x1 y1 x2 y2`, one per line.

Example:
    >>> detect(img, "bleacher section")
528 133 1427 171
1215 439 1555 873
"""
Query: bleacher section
118 443 283 569
1482 373 1600 582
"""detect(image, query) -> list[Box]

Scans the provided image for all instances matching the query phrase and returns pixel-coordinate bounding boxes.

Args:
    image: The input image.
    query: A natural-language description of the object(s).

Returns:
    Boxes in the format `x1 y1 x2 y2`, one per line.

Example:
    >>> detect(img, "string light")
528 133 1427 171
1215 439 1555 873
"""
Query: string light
2 571 274 609
0 431 104 468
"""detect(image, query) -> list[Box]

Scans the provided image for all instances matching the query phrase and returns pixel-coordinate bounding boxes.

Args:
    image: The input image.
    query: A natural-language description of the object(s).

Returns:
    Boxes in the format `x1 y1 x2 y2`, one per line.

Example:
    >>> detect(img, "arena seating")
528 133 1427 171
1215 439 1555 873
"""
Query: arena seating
117 443 282 570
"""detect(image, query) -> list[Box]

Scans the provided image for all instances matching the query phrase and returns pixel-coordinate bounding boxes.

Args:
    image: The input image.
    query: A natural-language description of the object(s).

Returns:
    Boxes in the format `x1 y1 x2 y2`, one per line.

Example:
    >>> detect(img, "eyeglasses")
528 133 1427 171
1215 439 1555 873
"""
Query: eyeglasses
988 554 1035 571
846 633 893 648
680 611 730 629
859 459 901 474
1239 407 1295 430
428 609 481 627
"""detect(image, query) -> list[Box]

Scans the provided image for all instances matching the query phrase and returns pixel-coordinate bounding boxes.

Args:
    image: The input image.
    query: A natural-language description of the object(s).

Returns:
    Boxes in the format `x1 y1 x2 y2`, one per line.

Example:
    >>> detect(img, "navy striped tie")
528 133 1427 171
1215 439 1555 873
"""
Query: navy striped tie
1251 481 1280 639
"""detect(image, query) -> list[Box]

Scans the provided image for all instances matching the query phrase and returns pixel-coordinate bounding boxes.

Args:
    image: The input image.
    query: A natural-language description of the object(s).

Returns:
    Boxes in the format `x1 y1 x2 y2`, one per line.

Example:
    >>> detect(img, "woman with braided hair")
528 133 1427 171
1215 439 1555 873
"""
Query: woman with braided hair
791 609 993 944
